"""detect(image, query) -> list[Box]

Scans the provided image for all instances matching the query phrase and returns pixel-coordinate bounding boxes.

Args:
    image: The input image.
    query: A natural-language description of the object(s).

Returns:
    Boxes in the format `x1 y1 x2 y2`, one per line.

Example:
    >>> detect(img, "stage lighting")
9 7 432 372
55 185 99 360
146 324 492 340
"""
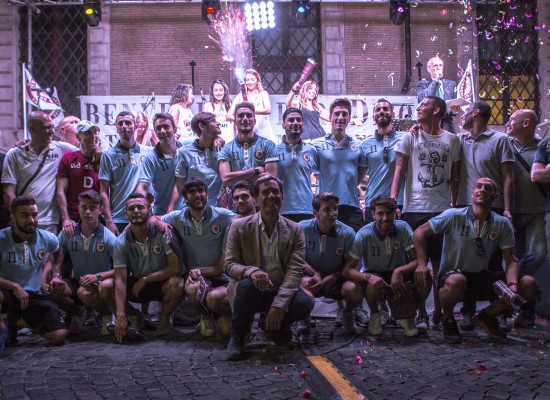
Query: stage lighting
292 0 310 18
82 0 101 27
244 1 275 31
390 0 409 25
202 0 220 24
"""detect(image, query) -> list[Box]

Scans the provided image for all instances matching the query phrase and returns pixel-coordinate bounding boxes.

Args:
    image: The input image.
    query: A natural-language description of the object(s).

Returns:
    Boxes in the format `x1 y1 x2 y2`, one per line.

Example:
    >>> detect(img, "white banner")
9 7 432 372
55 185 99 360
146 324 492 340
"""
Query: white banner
80 94 417 150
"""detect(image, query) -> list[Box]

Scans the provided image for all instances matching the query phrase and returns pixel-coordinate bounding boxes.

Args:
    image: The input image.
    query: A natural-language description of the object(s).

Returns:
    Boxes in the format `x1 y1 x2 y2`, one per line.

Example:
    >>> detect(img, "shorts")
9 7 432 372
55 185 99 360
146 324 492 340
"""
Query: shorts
308 277 345 301
62 278 85 304
0 289 66 334
126 277 167 303
436 269 506 303
403 212 443 262
373 270 415 286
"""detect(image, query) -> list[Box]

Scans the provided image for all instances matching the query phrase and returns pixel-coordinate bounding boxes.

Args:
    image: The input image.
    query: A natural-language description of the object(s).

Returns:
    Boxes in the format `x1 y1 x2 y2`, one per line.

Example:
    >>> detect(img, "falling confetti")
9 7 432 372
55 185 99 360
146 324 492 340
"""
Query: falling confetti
431 36 438 41
388 72 395 86
440 9 447 16
363 43 367 51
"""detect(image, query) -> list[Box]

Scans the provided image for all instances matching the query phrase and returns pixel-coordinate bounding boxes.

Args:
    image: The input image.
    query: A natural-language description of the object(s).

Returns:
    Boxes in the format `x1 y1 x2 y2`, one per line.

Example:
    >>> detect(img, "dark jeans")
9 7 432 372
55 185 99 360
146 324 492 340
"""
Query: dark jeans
337 205 366 233
231 278 314 335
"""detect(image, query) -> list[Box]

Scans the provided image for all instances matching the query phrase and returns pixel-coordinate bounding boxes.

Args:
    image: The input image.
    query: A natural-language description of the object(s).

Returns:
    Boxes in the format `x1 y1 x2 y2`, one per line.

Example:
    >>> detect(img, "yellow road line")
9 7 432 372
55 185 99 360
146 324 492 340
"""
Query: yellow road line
307 355 365 400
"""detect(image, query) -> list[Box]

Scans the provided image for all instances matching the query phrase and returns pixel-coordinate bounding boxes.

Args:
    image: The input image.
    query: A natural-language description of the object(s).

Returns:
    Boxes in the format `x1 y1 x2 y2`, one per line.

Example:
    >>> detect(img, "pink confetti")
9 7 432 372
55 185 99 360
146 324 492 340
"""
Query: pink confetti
356 355 363 364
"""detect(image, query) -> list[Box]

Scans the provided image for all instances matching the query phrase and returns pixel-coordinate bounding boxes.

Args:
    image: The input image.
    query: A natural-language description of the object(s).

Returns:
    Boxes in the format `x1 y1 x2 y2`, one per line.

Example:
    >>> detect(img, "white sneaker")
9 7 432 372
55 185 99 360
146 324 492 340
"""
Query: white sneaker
399 318 419 337
368 313 382 336
101 315 112 336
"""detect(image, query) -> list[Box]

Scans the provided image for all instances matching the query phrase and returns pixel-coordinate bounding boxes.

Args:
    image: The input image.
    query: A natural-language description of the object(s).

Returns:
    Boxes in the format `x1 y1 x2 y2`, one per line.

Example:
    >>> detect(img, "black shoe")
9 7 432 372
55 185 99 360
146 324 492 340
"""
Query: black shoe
227 334 245 360
497 314 511 332
459 312 475 331
473 311 507 340
442 317 462 344
514 307 536 328
296 317 312 335
262 326 294 350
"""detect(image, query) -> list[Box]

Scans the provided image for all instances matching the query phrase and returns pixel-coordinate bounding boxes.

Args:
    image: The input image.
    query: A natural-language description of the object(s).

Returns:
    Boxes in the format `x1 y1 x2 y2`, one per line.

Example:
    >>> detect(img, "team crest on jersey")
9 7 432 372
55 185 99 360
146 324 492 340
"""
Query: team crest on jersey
393 241 401 250
335 247 343 256
37 249 47 260
302 153 311 163
254 150 265 160
350 144 358 151
140 155 146 163
211 224 220 234
96 243 105 253
489 231 498 241
153 245 162 255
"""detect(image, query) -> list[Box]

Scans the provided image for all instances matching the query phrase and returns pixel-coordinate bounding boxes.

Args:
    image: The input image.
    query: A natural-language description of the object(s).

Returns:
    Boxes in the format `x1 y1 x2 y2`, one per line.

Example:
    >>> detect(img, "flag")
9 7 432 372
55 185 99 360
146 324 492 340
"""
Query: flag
47 87 65 126
24 67 61 111
457 59 475 103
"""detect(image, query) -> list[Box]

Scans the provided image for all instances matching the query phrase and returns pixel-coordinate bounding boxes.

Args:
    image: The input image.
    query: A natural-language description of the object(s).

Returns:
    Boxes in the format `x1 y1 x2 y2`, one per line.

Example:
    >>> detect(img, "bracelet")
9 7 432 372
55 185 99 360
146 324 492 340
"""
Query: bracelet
53 273 62 279
142 275 148 282
365 272 372 282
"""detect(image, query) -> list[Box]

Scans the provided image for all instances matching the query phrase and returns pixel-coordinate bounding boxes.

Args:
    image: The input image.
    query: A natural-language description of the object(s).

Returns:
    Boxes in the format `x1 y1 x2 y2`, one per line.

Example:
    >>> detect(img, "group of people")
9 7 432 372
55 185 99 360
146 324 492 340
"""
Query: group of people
0 58 548 361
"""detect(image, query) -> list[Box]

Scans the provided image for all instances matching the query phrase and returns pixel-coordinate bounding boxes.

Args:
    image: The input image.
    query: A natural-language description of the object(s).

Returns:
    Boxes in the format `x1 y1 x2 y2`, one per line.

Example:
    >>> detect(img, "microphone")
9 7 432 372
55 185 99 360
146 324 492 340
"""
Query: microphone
31 87 51 94
151 90 155 110
436 72 443 81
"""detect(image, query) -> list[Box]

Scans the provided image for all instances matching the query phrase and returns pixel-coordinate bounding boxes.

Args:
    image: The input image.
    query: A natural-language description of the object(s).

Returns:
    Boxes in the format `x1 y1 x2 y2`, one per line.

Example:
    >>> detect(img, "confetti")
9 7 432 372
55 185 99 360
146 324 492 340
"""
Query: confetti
448 49 453 55
300 370 308 378
377 42 383 46
431 36 438 41
356 355 363 364
363 43 367 51
388 72 395 86
299 389 312 398
440 9 447 16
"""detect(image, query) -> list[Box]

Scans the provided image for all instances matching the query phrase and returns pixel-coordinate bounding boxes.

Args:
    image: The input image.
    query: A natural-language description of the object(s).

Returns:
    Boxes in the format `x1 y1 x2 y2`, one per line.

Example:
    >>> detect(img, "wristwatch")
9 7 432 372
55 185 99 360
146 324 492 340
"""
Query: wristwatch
96 272 102 283
365 272 372 283
254 167 260 176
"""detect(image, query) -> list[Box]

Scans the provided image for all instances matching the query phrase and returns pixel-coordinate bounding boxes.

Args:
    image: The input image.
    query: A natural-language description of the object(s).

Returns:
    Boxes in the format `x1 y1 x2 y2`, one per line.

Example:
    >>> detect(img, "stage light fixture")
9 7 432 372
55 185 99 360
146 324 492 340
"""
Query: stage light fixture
390 0 409 25
244 1 275 31
292 0 310 18
82 0 101 27
202 0 220 24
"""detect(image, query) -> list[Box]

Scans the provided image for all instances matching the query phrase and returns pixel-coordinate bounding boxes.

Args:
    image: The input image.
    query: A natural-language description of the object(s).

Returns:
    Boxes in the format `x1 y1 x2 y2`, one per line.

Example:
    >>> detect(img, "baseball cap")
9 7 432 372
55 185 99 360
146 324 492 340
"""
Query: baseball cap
76 120 100 134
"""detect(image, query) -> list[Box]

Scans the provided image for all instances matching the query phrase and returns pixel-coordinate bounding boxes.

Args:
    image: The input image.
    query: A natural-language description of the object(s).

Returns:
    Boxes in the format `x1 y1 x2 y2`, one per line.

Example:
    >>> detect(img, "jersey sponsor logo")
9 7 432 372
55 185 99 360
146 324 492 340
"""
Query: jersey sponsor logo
335 247 343 256
211 224 220 234
37 249 48 260
153 245 162 255
302 153 311 163
254 150 265 161
393 240 401 250
96 242 105 253
70 162 81 169
83 176 94 189
489 231 498 241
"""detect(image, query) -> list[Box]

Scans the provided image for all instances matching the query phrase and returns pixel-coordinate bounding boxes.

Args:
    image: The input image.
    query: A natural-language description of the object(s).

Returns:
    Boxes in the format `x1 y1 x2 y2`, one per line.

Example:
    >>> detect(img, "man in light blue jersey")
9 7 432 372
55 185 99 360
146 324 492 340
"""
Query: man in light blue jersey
156 178 235 338
298 192 361 335
49 190 116 335
414 178 538 344
311 98 368 232
99 111 149 235
218 102 278 188
277 108 318 223
109 194 184 342
343 196 431 337
136 113 183 215
0 196 68 347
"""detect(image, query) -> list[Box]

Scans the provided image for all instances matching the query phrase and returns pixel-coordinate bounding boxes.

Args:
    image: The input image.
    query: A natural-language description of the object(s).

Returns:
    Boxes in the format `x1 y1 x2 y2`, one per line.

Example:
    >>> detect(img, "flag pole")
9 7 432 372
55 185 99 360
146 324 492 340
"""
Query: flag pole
22 63 28 140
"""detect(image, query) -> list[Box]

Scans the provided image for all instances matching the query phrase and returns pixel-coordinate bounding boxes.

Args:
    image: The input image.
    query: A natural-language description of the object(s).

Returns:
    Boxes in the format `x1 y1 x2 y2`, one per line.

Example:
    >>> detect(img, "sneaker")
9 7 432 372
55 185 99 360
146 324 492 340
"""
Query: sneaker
497 314 511 332
431 312 443 329
514 308 536 328
157 314 173 336
0 327 9 351
297 317 312 335
128 311 144 331
354 308 370 328
415 315 429 333
334 308 344 327
442 317 462 344
262 326 294 350
379 310 390 327
367 313 382 336
199 314 215 337
459 312 475 331
473 311 507 340
399 318 419 337
342 311 357 334
101 315 112 336
84 308 97 327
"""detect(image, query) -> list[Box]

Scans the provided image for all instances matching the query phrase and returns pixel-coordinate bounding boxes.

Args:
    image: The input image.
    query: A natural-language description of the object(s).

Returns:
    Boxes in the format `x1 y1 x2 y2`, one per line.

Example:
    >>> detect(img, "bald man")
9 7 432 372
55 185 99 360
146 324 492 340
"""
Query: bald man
57 116 81 148
505 109 546 327
2 111 77 234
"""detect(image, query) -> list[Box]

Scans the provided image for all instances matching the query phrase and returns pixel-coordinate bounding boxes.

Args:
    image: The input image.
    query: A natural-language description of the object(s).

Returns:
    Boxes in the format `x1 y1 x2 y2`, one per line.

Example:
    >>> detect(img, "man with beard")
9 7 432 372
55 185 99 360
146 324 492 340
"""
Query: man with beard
99 111 149 235
157 178 235 337
311 98 368 232
413 178 538 344
57 120 102 238
2 111 77 234
232 181 257 218
225 175 314 360
0 196 68 347
455 101 515 331
218 102 278 187
167 112 223 211
276 108 318 223
110 194 184 341
136 113 183 215
391 96 461 329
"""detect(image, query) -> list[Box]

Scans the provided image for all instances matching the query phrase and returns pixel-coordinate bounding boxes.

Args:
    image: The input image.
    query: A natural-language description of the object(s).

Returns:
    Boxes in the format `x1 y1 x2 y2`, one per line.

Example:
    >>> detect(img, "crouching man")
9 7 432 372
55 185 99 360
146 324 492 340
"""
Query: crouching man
413 178 538 343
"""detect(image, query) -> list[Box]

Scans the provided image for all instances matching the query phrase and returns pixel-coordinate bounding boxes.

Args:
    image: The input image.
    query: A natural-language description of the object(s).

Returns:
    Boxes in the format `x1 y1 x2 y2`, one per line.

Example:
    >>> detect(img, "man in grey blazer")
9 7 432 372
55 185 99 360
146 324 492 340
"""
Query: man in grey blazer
224 175 314 360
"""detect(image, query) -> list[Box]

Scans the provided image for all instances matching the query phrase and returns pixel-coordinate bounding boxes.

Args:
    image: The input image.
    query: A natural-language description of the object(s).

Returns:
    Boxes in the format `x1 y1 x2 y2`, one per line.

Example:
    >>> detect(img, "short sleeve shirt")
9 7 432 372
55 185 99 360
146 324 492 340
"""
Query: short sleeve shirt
218 134 278 172
58 224 116 279
311 134 367 208
113 224 173 277
349 220 414 273
533 139 550 212
395 130 461 213
429 207 515 276
277 140 318 215
0 228 59 292
299 219 355 277
174 140 222 207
